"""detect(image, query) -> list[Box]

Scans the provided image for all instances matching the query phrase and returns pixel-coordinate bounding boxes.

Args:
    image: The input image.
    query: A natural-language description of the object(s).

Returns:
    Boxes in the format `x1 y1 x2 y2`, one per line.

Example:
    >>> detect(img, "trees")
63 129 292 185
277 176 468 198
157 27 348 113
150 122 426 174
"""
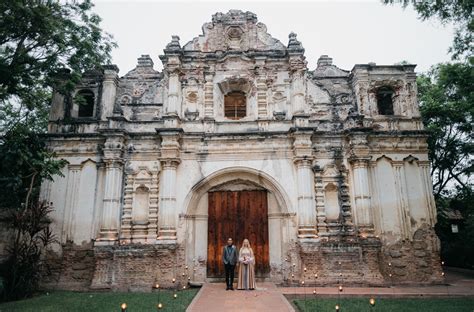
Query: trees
0 0 116 116
0 0 115 300
417 63 473 198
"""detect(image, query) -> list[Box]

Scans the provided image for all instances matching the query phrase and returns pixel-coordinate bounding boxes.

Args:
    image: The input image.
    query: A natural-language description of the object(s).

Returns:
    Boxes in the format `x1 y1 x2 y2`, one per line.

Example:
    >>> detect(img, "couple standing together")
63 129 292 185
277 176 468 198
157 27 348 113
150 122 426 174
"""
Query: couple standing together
222 238 256 290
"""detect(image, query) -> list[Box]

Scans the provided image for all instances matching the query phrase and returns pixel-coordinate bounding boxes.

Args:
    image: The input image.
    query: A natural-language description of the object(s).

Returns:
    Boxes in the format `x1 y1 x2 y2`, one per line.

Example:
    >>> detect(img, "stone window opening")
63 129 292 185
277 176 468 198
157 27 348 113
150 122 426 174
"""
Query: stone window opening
76 89 95 118
224 91 247 120
376 87 395 115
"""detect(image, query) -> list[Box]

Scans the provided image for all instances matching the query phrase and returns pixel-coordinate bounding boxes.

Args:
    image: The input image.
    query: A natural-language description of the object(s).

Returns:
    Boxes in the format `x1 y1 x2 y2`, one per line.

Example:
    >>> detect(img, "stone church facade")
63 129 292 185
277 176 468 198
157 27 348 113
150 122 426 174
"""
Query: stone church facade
42 10 442 291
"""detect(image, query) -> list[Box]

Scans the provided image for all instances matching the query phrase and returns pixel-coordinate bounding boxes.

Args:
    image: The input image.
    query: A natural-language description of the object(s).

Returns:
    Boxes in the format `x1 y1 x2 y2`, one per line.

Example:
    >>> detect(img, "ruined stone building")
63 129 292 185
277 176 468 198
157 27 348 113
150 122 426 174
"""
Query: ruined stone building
41 10 442 290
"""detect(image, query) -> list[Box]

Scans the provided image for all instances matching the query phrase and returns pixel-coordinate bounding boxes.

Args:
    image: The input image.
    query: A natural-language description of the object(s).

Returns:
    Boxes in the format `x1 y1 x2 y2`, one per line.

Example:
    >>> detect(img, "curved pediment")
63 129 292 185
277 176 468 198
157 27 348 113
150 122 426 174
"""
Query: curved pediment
183 10 286 52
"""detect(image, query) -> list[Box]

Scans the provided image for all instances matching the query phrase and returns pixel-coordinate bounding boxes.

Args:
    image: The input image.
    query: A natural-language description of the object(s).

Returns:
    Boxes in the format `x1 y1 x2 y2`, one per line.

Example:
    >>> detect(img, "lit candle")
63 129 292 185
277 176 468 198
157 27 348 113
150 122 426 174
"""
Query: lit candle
369 298 375 306
157 303 163 309
121 303 127 312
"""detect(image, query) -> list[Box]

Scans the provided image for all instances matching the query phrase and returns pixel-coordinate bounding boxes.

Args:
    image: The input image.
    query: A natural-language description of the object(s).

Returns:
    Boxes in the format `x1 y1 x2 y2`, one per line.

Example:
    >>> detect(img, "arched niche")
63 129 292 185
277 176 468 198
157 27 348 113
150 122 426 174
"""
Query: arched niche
324 183 340 221
132 185 150 224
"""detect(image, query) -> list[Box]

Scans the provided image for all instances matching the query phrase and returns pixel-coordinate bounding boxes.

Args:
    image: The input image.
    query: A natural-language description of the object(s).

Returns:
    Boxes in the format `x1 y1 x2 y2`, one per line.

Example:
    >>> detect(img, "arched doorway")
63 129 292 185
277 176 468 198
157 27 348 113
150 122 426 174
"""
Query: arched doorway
182 167 294 282
207 182 270 278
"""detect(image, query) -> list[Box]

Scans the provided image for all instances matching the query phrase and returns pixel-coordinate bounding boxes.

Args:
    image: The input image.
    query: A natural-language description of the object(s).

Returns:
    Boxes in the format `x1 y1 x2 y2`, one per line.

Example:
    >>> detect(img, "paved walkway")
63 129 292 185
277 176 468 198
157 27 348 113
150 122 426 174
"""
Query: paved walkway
186 282 295 312
187 268 474 311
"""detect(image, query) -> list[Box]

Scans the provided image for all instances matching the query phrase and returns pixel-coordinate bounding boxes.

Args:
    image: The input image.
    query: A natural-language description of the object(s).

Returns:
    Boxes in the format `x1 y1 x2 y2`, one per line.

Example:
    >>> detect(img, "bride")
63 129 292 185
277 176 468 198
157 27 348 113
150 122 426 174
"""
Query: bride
237 239 256 290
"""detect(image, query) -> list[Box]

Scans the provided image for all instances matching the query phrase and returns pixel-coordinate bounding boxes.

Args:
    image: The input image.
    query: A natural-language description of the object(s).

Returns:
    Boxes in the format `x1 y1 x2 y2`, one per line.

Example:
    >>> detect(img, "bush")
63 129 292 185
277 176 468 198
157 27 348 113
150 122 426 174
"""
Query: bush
0 201 57 301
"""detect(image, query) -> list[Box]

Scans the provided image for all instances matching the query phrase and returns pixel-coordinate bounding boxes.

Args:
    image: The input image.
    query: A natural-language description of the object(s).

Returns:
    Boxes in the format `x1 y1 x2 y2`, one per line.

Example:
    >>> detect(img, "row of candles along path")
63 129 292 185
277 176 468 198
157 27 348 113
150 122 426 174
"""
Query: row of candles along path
286 259 447 311
118 259 447 311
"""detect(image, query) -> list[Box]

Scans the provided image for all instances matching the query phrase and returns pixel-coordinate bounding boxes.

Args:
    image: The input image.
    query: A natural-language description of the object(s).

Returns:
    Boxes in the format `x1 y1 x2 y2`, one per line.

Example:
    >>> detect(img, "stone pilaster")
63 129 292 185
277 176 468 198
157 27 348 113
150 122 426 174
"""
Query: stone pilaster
204 71 214 118
162 36 183 117
287 32 307 116
100 65 119 120
96 133 125 244
255 56 268 118
419 161 436 226
62 164 82 242
313 166 328 235
349 157 373 234
348 132 374 236
393 161 411 239
292 129 316 238
158 159 180 240
157 129 182 241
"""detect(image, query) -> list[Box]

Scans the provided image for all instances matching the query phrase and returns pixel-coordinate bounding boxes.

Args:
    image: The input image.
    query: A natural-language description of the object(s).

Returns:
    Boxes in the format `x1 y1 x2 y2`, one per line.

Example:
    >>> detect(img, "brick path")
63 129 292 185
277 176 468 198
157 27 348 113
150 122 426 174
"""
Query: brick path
186 282 295 312
187 268 474 311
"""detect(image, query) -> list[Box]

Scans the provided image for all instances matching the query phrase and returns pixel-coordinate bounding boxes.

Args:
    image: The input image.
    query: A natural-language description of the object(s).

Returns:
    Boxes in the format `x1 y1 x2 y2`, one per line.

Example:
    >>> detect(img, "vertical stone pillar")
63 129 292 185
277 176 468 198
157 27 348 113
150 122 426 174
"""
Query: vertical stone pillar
158 160 180 240
290 71 305 115
350 66 371 116
393 162 411 239
313 166 328 235
62 164 81 242
287 32 307 116
419 161 436 225
100 65 119 120
204 71 214 118
292 129 316 238
157 129 182 241
255 57 268 118
161 35 183 117
97 134 124 244
350 157 373 234
295 158 317 238
167 71 181 116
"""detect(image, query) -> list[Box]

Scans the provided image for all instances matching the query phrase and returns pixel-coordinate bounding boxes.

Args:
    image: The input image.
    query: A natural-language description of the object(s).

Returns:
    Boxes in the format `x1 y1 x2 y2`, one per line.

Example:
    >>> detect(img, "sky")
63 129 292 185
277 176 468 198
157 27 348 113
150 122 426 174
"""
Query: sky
91 0 455 76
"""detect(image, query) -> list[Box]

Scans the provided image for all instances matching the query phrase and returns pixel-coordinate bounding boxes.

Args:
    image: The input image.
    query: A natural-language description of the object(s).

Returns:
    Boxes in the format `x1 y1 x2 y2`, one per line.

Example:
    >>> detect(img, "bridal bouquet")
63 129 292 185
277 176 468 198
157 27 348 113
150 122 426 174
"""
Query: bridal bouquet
242 256 249 265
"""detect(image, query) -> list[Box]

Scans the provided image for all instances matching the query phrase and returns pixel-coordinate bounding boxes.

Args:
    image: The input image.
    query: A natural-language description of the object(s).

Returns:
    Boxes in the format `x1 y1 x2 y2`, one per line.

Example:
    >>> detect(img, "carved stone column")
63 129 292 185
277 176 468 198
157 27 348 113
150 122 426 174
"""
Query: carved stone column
255 56 268 118
295 158 317 238
162 36 182 117
157 129 182 241
158 159 180 240
62 164 81 242
393 161 411 239
97 134 125 244
287 32 307 116
100 65 119 120
313 166 328 235
292 129 317 238
204 71 214 118
348 132 374 235
349 157 373 234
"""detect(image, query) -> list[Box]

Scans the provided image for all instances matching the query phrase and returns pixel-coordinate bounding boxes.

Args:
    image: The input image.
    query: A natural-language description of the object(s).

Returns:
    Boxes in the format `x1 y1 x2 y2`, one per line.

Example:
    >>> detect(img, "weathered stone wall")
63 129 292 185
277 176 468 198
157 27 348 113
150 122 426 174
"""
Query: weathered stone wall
90 243 187 292
380 225 443 284
294 238 384 286
43 243 96 291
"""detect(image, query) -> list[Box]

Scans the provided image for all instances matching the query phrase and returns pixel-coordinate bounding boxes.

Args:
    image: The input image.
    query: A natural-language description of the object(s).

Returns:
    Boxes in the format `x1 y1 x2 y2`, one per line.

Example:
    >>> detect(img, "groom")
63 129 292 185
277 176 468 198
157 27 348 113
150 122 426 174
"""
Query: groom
222 237 238 290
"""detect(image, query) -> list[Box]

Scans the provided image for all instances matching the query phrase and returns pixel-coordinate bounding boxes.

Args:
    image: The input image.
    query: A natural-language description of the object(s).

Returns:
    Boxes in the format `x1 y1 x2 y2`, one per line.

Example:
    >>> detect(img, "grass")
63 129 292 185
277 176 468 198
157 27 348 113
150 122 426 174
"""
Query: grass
293 297 474 312
0 288 199 312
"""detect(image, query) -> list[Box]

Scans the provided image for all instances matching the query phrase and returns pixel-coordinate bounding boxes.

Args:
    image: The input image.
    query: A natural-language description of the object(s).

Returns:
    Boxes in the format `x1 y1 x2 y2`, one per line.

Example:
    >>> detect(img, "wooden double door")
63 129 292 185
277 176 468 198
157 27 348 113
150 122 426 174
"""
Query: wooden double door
207 190 270 278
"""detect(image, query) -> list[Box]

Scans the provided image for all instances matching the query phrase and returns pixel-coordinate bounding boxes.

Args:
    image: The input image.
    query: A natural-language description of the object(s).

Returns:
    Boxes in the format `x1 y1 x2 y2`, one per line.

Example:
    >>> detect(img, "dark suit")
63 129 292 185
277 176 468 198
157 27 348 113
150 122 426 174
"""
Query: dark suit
222 245 238 289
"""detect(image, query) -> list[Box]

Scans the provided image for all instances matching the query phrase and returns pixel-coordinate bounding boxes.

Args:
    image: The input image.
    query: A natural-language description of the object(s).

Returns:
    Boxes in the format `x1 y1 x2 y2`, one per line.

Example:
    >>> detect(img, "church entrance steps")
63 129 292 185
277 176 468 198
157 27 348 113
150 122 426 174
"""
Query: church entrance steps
186 282 295 312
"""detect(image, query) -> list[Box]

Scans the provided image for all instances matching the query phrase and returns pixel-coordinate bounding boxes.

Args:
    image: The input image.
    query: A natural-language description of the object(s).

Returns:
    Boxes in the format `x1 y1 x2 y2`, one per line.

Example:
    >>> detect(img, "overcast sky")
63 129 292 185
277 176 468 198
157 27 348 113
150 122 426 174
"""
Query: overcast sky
92 0 455 76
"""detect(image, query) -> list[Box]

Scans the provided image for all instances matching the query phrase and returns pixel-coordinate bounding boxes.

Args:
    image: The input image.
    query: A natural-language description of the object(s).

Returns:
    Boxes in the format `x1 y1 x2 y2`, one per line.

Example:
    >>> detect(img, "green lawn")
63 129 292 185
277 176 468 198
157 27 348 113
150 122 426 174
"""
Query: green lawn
0 289 199 312
293 297 474 312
